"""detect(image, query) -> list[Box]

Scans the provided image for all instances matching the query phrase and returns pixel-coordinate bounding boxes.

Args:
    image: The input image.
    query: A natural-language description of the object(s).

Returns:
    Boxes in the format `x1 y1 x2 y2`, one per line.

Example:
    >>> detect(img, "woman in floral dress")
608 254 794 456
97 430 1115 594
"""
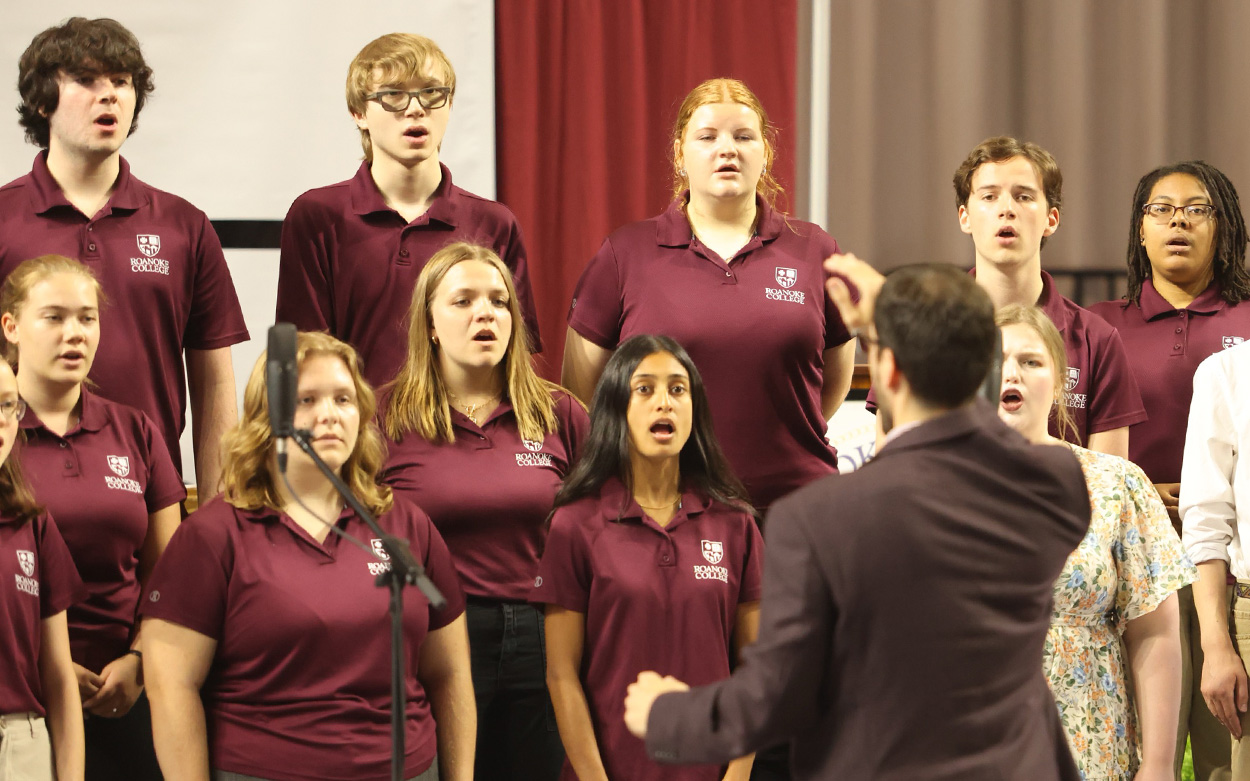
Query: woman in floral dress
995 304 1195 780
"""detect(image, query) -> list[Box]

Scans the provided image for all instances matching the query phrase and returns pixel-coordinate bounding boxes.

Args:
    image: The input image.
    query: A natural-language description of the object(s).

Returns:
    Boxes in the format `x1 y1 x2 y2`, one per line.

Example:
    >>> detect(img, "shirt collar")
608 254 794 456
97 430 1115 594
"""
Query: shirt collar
597 475 712 527
655 193 783 248
27 151 145 215
1034 270 1075 332
1139 277 1226 319
349 161 458 227
19 386 108 436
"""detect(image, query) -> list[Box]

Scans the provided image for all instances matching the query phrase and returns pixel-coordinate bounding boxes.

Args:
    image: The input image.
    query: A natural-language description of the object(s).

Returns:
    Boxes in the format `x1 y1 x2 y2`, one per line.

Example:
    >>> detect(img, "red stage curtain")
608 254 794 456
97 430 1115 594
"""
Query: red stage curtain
495 0 798 379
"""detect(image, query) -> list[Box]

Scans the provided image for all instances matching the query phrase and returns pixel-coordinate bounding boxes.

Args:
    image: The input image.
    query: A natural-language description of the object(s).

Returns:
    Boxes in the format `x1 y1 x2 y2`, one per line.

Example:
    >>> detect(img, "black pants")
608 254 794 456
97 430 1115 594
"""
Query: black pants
466 598 564 781
85 691 163 781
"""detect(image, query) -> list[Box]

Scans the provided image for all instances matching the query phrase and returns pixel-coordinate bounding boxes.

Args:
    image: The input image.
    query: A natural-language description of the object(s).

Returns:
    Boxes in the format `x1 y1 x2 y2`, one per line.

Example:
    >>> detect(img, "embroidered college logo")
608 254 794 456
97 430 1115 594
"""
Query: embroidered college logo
522 439 544 452
774 267 798 289
701 540 723 565
107 455 130 477
371 538 390 560
136 234 161 257
1224 336 1245 350
16 550 35 577
1064 367 1080 392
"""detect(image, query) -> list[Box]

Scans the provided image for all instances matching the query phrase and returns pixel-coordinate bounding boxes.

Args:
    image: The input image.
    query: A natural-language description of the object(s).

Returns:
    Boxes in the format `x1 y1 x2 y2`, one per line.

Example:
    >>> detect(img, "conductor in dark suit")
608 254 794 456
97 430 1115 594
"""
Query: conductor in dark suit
624 257 1091 780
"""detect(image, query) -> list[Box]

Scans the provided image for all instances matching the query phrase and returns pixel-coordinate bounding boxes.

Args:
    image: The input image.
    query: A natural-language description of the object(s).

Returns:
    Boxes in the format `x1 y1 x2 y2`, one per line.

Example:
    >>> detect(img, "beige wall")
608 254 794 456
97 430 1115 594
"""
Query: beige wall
799 0 1250 295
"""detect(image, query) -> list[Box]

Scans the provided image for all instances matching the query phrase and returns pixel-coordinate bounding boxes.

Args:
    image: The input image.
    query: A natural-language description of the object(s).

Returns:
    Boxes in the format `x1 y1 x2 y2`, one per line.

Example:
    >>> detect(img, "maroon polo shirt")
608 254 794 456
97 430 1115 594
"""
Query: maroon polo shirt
276 162 542 389
382 390 588 601
567 198 851 509
1089 280 1250 483
1034 270 1147 444
19 388 185 674
140 495 465 781
0 153 250 475
866 270 1147 448
531 478 764 781
0 512 86 716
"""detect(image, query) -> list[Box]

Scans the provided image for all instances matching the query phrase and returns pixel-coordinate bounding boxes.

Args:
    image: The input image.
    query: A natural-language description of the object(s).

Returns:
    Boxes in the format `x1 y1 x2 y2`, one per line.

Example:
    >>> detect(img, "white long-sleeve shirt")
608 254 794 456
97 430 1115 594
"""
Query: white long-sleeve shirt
1181 341 1250 576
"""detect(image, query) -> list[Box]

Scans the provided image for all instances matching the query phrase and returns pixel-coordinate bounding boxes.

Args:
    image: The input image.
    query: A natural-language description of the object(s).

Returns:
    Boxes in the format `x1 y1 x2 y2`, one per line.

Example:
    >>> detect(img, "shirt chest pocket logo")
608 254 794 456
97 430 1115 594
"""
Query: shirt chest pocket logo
131 234 170 275
16 550 34 577
107 455 130 477
766 267 805 304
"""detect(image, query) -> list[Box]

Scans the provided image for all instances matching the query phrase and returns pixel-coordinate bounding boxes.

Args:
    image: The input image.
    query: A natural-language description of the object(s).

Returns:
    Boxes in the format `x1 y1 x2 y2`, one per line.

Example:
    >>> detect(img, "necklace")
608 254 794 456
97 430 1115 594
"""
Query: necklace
635 496 682 511
448 391 502 425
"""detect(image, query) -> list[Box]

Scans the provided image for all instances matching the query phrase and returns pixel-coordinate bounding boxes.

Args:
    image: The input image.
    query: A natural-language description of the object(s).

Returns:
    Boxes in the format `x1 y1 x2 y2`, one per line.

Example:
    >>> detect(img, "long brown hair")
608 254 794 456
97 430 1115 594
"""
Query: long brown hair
385 242 564 444
0 362 42 526
221 332 392 516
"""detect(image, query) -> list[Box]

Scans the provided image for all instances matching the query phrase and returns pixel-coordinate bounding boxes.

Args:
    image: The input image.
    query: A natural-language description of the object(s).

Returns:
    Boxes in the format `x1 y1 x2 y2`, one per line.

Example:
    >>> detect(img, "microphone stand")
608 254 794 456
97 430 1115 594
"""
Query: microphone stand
287 428 446 781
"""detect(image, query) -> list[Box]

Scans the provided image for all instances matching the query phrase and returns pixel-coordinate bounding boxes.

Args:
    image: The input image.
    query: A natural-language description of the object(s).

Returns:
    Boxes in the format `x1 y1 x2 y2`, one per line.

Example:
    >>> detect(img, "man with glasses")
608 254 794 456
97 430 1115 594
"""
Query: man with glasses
953 136 1145 457
276 33 541 390
0 18 248 499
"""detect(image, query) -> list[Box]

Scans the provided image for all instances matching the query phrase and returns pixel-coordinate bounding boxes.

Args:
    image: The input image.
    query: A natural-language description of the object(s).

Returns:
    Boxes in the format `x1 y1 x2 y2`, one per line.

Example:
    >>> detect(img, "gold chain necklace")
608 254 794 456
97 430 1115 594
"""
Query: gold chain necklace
448 391 502 425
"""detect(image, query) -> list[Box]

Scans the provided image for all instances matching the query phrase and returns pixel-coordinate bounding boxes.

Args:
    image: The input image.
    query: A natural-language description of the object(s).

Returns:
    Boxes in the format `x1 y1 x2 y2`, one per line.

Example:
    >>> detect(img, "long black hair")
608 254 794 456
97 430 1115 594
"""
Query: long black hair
554 334 753 518
1125 160 1250 306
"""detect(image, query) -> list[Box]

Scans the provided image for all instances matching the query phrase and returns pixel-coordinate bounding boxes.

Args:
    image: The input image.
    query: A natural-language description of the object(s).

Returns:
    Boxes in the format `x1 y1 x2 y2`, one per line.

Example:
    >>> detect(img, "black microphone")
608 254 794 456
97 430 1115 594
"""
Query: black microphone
267 323 298 473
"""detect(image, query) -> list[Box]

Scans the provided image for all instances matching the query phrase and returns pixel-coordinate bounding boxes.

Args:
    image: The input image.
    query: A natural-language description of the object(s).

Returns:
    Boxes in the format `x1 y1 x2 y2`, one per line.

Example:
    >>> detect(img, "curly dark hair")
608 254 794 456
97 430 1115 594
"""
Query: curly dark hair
1125 160 1250 306
17 18 155 148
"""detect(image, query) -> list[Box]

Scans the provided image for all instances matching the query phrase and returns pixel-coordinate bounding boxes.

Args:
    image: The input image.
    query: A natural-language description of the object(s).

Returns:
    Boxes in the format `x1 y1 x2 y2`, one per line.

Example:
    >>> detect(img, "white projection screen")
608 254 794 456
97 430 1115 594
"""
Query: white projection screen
0 1 495 476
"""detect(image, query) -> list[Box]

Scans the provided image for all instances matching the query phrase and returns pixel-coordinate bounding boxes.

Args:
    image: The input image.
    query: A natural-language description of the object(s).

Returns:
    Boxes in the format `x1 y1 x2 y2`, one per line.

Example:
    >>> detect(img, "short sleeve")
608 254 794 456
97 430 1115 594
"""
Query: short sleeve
556 392 591 464
1114 461 1197 630
496 217 543 354
141 412 187 512
276 194 334 334
184 211 249 351
416 511 466 630
139 508 232 639
1086 325 1147 435
531 508 593 612
37 514 87 618
567 238 625 349
739 513 765 604
817 231 851 349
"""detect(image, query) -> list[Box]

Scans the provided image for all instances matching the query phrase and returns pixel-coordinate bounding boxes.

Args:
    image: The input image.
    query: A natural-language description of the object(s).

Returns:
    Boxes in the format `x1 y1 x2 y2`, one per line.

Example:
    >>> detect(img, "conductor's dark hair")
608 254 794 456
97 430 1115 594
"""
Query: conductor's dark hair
874 264 997 409
17 18 155 148
554 334 753 518
1125 160 1250 306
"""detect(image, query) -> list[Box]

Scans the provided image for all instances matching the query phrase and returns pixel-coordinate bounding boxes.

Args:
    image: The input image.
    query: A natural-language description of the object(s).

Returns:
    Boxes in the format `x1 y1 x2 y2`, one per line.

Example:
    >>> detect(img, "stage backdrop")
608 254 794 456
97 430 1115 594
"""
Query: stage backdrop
0 1 495 475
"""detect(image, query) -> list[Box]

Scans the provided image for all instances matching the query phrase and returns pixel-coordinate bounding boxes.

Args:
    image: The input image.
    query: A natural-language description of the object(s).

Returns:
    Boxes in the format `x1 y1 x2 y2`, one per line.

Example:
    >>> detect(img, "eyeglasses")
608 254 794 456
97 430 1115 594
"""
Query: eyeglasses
0 399 26 422
852 328 880 354
365 87 452 113
1142 203 1216 224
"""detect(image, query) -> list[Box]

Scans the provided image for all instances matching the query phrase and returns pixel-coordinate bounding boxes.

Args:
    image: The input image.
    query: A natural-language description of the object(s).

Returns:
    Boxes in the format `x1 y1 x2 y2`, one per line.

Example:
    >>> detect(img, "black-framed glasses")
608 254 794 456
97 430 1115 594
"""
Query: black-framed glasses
365 87 452 113
1142 203 1216 224
0 399 26 422
852 328 879 354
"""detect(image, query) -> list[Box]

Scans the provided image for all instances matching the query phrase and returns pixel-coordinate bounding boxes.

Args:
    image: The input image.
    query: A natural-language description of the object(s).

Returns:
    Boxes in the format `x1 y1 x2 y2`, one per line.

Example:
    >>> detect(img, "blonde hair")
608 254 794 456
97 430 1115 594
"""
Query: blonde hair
994 304 1076 443
221 331 393 516
346 33 456 163
671 78 784 210
0 255 105 367
385 242 565 443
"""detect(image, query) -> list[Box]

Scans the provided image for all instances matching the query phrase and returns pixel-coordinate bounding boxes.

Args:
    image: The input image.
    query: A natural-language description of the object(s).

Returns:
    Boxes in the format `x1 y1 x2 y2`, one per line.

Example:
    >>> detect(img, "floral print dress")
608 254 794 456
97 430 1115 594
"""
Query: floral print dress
1044 445 1196 780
